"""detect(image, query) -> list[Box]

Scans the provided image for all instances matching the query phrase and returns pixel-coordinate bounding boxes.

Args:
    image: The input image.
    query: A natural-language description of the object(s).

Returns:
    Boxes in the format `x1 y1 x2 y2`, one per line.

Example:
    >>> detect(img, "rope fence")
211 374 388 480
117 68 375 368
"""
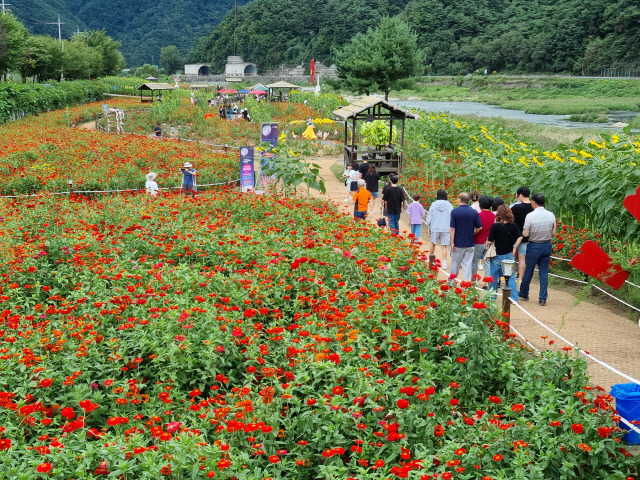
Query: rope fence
429 258 640 436
0 179 240 200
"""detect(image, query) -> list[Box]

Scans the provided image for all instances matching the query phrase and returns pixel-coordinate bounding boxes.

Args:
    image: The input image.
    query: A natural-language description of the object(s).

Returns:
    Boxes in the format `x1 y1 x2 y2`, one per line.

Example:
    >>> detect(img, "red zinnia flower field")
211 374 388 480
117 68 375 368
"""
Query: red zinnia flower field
0 101 637 479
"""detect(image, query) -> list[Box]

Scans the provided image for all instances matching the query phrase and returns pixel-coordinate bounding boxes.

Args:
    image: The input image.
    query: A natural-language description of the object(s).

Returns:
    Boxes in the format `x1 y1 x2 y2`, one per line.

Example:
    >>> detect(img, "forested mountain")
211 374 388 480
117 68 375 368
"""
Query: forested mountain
14 0 640 73
189 0 640 75
12 0 247 67
187 0 411 71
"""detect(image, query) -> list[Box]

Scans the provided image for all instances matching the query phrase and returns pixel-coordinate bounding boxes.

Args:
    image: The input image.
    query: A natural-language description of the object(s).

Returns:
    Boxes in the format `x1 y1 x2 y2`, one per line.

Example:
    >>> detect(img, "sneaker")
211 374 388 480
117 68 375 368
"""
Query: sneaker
478 263 484 270
519 294 529 301
343 198 349 202
538 299 546 306
441 260 448 270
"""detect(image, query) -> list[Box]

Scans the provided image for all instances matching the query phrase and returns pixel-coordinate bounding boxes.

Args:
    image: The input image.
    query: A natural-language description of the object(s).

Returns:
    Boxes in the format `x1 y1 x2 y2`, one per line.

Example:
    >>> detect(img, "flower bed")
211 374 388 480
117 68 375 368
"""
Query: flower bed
0 99 237 195
0 190 635 479
403 113 640 242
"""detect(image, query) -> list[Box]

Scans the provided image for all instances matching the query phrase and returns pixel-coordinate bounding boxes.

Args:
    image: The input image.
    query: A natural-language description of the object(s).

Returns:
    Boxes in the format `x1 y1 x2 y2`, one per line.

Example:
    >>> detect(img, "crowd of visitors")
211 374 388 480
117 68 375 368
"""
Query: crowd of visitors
342 159 555 305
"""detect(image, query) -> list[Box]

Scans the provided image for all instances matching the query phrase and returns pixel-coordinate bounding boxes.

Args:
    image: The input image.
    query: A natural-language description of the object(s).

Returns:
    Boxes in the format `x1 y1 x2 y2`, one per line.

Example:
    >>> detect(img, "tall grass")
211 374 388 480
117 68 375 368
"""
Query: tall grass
454 115 612 151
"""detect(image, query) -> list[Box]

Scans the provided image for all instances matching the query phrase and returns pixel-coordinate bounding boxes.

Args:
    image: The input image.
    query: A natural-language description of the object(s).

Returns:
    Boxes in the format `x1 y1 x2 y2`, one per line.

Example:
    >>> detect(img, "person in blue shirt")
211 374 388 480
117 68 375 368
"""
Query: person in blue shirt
180 162 197 196
449 192 482 285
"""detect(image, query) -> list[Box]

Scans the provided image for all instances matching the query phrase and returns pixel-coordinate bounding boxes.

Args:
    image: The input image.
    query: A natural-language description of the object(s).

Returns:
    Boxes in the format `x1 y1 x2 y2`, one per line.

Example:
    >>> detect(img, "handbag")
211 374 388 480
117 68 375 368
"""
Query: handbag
485 242 497 259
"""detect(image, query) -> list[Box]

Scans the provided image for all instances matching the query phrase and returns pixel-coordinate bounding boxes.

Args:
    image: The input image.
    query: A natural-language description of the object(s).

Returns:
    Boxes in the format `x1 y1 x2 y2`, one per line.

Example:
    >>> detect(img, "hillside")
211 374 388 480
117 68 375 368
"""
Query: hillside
189 0 640 75
187 0 411 72
12 0 640 74
12 0 248 67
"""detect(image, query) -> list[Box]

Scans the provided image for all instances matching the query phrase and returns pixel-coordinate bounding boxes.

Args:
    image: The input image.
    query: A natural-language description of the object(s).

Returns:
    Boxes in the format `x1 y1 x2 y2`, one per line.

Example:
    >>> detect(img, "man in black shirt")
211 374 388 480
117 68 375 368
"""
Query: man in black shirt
510 186 534 280
382 174 406 235
358 155 370 177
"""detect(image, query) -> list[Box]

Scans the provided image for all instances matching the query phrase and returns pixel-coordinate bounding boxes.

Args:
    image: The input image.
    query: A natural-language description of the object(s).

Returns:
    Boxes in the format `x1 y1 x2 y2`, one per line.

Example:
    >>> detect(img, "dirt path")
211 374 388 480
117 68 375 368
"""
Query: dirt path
307 154 640 392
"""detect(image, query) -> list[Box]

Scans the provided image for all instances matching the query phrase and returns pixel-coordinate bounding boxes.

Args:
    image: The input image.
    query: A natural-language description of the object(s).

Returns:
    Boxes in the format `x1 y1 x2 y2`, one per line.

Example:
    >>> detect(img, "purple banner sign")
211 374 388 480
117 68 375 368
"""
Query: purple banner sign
239 146 255 191
260 123 279 147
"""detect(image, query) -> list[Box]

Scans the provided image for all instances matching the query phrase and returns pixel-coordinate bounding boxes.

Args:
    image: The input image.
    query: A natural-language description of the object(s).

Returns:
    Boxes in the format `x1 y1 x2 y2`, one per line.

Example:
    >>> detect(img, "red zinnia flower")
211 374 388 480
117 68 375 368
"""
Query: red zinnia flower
571 423 584 434
37 463 52 473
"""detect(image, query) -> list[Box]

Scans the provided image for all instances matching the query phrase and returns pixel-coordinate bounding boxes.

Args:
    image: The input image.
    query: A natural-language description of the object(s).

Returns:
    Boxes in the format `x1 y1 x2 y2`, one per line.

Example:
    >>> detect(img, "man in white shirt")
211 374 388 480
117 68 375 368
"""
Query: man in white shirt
518 193 556 306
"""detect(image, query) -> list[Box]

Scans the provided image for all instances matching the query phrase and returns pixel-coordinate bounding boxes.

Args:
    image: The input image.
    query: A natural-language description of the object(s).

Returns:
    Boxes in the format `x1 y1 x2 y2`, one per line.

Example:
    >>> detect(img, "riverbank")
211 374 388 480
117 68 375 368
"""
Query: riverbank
389 76 640 120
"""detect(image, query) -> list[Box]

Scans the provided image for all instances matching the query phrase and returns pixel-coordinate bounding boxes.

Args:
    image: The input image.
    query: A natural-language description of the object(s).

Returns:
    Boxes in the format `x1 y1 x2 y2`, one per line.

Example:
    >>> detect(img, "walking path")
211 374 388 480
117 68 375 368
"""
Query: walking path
307 155 640 392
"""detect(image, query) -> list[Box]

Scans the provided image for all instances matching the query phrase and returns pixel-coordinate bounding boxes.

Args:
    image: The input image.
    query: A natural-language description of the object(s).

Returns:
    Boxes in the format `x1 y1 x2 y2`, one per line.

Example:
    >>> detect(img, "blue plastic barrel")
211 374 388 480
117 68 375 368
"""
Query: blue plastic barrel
610 383 640 444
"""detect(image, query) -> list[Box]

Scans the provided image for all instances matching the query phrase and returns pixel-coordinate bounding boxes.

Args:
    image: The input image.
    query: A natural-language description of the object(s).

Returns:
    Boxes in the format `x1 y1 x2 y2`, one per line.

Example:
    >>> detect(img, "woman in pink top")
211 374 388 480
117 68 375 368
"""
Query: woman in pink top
472 195 495 278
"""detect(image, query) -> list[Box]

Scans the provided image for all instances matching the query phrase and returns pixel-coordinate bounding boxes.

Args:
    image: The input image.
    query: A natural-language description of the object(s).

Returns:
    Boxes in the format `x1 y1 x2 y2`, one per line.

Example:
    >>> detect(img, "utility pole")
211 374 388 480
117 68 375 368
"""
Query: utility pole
46 15 65 49
1 0 11 14
46 14 65 80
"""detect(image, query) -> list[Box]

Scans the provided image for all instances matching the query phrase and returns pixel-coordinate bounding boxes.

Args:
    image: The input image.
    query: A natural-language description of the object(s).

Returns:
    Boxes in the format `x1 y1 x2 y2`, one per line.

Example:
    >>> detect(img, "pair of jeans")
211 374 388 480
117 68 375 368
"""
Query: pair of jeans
388 213 401 235
410 224 422 243
519 241 552 300
354 210 366 220
489 253 519 302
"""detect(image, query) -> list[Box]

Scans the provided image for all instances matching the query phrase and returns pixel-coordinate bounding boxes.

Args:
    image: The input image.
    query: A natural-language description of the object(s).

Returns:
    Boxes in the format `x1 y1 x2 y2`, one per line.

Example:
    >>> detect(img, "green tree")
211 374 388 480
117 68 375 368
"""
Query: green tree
134 64 161 78
86 30 125 76
19 35 63 82
334 17 422 100
160 45 183 73
62 40 95 80
0 13 29 79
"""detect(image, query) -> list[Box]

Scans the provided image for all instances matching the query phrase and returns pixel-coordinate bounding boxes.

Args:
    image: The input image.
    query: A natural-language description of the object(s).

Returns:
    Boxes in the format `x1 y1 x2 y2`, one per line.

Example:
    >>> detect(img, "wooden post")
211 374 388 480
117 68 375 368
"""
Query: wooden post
501 287 511 315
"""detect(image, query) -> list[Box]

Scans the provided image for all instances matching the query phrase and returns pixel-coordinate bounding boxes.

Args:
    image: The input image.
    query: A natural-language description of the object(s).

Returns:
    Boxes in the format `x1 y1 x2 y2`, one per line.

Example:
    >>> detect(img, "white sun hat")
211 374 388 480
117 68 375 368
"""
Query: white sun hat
183 162 193 168
146 172 157 181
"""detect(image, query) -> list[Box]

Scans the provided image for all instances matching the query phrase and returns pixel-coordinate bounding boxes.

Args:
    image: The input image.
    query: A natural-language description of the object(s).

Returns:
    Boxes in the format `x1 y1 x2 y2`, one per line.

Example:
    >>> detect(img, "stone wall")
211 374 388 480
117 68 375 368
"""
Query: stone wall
181 61 337 85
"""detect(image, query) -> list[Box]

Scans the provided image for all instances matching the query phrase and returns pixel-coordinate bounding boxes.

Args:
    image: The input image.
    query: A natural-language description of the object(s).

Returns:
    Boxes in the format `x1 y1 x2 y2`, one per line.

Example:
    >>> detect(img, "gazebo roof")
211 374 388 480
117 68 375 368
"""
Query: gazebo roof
266 81 301 89
333 96 420 121
138 83 176 91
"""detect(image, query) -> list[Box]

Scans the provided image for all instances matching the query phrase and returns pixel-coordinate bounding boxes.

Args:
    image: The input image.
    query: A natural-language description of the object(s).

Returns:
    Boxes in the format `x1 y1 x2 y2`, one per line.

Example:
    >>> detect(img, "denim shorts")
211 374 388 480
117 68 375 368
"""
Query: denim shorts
354 210 366 220
370 191 379 198
518 242 528 255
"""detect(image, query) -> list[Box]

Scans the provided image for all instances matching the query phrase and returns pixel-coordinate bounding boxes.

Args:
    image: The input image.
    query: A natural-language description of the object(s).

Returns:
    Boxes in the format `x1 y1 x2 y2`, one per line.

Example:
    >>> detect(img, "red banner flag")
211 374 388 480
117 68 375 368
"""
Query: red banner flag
310 59 316 85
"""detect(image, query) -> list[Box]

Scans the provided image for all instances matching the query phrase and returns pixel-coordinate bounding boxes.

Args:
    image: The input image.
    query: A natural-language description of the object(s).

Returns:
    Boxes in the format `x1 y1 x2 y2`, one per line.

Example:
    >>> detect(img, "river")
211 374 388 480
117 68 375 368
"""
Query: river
395 100 636 129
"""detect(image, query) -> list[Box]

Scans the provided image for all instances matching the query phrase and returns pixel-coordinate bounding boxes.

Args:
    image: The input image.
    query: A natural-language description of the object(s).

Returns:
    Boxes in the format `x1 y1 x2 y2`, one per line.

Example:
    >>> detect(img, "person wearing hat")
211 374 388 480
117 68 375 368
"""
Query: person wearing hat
180 162 197 196
145 172 159 195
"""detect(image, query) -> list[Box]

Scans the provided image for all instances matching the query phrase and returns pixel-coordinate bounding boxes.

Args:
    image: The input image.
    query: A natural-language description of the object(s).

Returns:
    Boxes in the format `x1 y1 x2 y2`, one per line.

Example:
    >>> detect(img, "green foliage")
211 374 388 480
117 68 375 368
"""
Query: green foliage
134 64 160 79
150 91 181 123
261 145 326 196
0 81 105 124
85 29 126 76
334 17 422 99
359 120 399 147
19 35 63 82
0 12 29 76
159 45 183 74
404 112 640 241
289 91 347 117
188 0 411 71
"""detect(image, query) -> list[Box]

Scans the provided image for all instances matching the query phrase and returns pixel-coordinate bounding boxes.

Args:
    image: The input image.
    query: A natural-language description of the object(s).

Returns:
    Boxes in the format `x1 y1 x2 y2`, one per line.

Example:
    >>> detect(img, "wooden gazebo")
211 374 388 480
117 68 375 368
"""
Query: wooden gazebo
333 96 419 174
265 81 300 102
138 83 176 102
